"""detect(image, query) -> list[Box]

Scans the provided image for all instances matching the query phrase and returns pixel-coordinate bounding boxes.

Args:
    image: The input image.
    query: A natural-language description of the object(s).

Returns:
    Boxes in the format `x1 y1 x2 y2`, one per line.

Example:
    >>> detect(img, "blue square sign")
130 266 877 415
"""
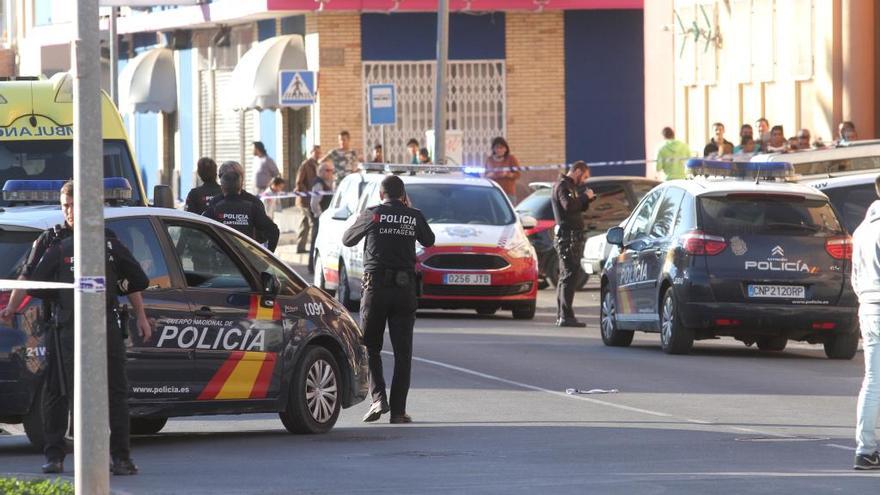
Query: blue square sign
368 84 396 126
279 70 316 107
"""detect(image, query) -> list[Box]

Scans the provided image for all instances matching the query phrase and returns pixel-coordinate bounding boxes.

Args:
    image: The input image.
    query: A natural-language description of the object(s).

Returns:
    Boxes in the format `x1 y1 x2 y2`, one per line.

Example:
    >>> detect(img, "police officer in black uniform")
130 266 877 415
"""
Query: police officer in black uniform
204 168 280 252
184 157 222 214
550 161 595 328
26 181 152 475
342 175 435 424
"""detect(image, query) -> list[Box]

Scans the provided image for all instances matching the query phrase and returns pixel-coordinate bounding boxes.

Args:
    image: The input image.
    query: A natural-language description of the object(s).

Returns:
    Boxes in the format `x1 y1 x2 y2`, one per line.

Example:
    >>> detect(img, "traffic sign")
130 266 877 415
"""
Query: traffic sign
279 70 316 107
368 84 396 126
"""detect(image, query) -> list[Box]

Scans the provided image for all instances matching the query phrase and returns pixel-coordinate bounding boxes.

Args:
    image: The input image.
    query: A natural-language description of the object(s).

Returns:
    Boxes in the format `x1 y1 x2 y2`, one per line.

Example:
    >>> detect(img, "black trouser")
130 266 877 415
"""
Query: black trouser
43 316 131 462
308 214 320 273
360 271 418 415
554 229 586 321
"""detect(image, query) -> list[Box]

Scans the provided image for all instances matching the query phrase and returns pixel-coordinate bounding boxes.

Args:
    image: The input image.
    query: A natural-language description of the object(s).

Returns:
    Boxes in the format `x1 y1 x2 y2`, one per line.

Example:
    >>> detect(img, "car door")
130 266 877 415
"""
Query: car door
638 187 686 316
346 181 380 296
315 175 360 286
161 220 279 404
615 187 664 329
107 217 198 401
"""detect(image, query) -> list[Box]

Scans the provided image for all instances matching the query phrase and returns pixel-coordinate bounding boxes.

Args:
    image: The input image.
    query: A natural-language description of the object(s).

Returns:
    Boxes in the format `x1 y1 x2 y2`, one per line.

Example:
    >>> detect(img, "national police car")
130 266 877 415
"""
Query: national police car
600 161 859 359
0 180 368 448
314 171 539 319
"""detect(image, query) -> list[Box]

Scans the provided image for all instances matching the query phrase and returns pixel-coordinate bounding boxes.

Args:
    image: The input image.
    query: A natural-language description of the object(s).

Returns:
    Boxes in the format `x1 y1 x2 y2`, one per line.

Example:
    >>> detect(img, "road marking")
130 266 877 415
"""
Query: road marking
826 443 857 452
614 471 875 478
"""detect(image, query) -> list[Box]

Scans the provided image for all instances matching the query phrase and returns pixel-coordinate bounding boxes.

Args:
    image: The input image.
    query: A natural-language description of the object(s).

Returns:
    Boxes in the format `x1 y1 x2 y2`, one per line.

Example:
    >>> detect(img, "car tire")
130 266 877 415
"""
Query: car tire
659 288 694 355
824 331 859 360
22 384 45 452
512 302 536 320
130 417 168 435
279 346 342 434
756 336 787 352
600 286 633 347
476 307 498 316
336 262 359 312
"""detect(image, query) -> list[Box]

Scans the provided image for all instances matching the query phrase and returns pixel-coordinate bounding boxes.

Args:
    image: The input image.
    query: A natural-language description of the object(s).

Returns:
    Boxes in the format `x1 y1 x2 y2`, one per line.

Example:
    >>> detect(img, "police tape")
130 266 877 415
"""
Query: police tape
0 279 74 290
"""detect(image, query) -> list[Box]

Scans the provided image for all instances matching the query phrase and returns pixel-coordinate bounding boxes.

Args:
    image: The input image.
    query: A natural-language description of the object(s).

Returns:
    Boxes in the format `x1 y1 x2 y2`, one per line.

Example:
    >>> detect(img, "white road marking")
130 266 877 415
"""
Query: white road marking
614 471 875 478
826 443 857 452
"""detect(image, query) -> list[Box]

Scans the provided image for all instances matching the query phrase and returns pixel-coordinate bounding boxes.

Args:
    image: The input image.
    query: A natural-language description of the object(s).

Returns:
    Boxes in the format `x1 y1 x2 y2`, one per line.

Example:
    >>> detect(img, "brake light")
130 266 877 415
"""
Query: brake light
811 322 836 330
681 231 727 256
524 219 556 237
825 236 852 260
715 319 741 327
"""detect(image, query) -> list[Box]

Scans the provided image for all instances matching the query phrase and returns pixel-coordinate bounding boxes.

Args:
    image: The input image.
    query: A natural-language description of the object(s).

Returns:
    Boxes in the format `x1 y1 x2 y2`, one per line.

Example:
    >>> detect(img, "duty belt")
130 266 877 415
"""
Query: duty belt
364 270 416 288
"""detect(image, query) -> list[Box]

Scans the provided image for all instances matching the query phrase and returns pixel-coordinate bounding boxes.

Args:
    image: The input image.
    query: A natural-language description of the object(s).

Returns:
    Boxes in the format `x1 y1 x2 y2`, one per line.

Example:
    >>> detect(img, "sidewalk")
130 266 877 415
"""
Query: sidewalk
273 206 311 267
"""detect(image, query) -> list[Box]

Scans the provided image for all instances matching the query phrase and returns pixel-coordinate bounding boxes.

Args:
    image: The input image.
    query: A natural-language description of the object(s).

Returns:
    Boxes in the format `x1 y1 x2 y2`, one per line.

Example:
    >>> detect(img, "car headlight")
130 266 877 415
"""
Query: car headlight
508 239 535 259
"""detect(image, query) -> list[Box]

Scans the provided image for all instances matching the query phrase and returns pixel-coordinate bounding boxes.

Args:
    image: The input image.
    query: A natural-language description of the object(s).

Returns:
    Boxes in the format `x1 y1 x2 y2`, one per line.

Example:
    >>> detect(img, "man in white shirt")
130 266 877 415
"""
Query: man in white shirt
252 141 279 194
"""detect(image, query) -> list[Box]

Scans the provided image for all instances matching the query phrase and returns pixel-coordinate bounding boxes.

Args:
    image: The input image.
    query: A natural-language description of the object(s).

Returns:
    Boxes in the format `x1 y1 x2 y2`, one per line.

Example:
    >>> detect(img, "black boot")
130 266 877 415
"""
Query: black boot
111 457 139 476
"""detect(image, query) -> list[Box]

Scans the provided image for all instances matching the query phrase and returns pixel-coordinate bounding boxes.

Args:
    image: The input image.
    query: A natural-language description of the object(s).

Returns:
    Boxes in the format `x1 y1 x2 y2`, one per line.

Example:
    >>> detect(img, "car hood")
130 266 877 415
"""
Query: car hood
0 205 63 231
430 223 524 250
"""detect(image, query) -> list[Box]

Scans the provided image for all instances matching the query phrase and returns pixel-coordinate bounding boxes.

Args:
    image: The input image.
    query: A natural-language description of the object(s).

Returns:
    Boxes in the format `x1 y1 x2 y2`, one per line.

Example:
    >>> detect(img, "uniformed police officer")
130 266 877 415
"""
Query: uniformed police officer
26 180 152 475
203 168 280 252
550 161 595 328
342 175 435 424
184 157 222 214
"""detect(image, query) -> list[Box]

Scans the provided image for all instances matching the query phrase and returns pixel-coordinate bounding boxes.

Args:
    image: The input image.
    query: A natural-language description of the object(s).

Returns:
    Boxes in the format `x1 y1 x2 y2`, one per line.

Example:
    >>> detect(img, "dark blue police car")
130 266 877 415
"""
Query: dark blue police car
599 161 859 359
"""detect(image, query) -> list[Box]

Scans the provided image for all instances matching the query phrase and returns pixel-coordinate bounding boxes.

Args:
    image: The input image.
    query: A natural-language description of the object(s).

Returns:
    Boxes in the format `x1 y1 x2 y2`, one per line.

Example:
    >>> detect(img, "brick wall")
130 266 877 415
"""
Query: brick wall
505 12 566 187
315 13 364 156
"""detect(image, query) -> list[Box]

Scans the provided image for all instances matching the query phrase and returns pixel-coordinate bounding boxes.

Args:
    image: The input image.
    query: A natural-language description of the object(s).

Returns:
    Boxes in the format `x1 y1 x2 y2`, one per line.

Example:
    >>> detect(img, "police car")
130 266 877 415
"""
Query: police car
0 179 368 448
806 173 878 234
599 160 859 359
314 171 539 319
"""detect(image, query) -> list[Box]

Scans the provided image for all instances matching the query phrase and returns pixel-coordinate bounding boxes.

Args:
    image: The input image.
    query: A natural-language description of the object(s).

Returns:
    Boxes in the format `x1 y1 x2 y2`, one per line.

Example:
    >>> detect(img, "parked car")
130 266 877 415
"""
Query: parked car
516 176 659 288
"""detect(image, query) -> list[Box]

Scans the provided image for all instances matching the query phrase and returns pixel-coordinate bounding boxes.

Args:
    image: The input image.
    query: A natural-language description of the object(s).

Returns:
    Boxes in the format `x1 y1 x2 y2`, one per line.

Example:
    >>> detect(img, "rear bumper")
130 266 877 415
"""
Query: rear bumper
680 301 857 340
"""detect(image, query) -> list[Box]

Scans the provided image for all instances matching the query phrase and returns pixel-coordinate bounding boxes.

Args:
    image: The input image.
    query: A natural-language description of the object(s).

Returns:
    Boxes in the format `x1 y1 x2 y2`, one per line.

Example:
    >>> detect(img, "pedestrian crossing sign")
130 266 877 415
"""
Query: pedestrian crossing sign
279 70 316 107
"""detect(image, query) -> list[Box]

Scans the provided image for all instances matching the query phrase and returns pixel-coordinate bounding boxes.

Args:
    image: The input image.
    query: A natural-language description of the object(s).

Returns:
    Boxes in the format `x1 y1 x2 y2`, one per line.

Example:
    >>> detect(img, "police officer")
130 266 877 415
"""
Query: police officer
0 224 71 322
26 181 152 475
184 157 221 214
342 175 435 424
550 161 595 328
204 168 280 252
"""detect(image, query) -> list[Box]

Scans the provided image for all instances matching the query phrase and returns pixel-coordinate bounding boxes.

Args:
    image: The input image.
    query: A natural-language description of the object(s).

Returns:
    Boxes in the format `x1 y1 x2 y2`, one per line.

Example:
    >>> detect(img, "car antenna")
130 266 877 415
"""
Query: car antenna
754 163 762 185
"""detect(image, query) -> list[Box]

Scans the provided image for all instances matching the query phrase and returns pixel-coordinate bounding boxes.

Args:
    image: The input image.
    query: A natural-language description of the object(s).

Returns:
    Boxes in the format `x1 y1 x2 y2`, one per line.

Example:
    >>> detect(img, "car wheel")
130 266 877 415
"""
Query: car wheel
600 287 633 347
824 331 859 360
280 346 341 434
659 288 693 355
476 307 498 316
22 384 45 452
512 301 536 320
130 417 168 435
756 336 787 352
336 262 359 312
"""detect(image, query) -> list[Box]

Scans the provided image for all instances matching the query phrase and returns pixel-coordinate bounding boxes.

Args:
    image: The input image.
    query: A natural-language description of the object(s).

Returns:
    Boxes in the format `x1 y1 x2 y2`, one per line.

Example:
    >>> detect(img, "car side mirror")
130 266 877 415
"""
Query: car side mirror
153 185 174 208
519 214 537 230
332 206 352 221
261 271 280 295
606 226 624 247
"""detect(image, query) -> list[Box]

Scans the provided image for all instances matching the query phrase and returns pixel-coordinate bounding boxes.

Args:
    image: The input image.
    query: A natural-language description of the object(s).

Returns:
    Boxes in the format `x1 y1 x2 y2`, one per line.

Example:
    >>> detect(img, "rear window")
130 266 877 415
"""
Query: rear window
515 189 553 220
823 183 876 233
0 229 39 279
699 195 844 236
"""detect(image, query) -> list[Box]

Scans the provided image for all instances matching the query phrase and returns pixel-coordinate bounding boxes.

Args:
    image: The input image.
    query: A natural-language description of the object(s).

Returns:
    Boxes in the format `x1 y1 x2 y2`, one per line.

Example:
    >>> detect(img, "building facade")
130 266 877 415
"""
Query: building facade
5 0 646 200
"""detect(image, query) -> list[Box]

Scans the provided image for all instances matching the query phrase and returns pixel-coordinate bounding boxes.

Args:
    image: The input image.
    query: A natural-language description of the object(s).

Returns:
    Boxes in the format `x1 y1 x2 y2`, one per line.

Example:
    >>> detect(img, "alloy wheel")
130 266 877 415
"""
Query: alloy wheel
305 359 338 424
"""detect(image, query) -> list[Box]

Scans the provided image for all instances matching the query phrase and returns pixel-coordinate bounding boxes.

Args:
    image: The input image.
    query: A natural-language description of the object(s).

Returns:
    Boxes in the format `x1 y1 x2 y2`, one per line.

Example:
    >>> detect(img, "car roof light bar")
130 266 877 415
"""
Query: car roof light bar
686 158 795 180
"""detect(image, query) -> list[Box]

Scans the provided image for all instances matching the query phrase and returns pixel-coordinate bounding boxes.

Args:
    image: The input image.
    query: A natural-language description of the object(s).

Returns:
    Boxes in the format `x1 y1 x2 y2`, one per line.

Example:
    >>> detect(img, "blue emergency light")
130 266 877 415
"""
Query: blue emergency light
2 178 132 203
686 158 795 180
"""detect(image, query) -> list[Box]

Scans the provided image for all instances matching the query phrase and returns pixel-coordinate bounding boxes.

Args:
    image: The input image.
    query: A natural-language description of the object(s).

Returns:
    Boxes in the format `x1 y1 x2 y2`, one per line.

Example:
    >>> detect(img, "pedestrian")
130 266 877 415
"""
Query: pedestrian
370 144 385 164
24 180 151 475
796 129 812 150
406 138 420 165
418 147 431 164
295 145 321 254
755 117 770 150
733 136 757 158
342 175 435 424
184 157 221 215
703 122 734 158
550 161 595 328
850 174 880 470
766 125 788 152
838 121 858 145
252 141 280 194
261 176 286 218
484 136 521 203
204 168 280 252
655 127 690 180
308 162 335 273
321 130 360 179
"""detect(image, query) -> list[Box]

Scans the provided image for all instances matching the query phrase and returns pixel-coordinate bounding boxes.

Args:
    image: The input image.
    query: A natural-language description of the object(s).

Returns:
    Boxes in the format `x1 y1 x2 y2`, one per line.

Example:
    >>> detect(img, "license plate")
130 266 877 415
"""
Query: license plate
443 273 491 285
747 285 805 299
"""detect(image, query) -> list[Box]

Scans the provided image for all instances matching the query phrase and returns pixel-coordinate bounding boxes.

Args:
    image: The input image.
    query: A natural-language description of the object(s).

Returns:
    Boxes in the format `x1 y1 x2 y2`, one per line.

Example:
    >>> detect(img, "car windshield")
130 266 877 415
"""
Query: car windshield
0 229 40 279
407 184 516 225
0 139 142 206
515 189 553 220
699 195 844 236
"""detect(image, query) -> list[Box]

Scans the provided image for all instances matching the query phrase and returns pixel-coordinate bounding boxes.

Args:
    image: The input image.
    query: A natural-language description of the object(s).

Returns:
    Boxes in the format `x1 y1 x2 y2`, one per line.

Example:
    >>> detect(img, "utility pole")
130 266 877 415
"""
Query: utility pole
74 0 109 492
433 0 449 164
109 6 119 106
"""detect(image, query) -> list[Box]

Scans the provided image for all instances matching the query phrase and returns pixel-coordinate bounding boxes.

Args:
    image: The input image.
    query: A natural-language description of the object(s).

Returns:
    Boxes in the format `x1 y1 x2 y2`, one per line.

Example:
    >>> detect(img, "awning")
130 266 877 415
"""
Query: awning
229 34 308 111
119 47 177 113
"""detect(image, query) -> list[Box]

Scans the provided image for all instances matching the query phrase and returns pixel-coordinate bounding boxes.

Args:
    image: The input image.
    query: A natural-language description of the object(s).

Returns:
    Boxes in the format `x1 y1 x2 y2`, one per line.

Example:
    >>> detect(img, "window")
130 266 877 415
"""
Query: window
227 235 306 296
165 223 252 290
698 195 844 236
793 157 880 178
824 184 877 233
515 189 554 221
357 182 379 213
108 218 172 289
649 187 685 239
628 181 659 206
624 188 663 244
586 183 630 225
0 230 40 279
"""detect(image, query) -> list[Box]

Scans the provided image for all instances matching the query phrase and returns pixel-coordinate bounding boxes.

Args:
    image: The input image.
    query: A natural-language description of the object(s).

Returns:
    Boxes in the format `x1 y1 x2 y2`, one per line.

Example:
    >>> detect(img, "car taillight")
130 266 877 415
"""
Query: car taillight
825 236 852 260
680 231 727 256
812 322 836 330
524 219 556 237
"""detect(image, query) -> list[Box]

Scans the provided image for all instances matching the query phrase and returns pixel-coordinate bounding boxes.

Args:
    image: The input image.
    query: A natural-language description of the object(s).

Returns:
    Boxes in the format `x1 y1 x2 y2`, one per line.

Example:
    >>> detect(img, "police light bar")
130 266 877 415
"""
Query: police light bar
686 159 795 180
2 178 133 202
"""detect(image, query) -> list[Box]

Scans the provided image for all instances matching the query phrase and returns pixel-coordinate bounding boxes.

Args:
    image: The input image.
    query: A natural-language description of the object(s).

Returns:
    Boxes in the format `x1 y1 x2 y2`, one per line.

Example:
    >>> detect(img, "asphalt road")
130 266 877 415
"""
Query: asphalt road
1 272 876 494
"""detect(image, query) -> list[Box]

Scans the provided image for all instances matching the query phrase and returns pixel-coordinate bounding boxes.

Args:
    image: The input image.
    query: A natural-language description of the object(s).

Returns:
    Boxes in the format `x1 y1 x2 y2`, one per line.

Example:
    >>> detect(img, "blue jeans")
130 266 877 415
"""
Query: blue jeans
857 314 880 454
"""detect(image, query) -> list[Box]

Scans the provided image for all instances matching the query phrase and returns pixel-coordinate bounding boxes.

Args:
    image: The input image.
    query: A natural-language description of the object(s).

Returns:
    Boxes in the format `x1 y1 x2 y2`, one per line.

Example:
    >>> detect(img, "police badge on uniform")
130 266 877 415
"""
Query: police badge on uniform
730 236 748 256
